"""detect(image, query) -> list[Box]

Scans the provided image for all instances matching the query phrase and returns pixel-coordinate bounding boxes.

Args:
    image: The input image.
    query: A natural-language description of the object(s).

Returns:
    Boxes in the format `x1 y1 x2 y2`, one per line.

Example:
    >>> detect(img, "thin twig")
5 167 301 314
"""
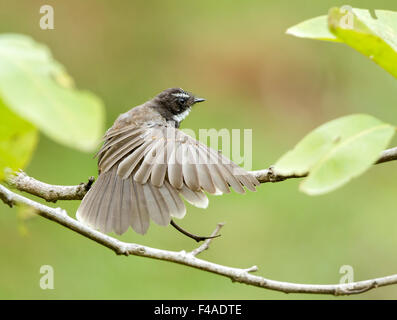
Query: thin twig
190 223 225 256
170 220 221 242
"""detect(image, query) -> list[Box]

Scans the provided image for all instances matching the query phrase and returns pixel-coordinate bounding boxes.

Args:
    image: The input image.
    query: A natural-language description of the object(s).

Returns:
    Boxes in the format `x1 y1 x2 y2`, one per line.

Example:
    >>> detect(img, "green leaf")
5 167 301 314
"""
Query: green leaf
274 114 395 195
286 8 397 78
286 15 340 42
328 8 397 79
0 100 38 180
0 34 105 152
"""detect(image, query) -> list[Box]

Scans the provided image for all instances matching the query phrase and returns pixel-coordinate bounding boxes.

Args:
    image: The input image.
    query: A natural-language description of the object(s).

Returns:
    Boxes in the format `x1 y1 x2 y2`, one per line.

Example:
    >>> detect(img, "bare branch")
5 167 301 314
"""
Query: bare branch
250 166 305 184
8 146 397 205
375 146 397 164
190 223 225 256
170 219 221 242
2 182 397 296
7 171 94 202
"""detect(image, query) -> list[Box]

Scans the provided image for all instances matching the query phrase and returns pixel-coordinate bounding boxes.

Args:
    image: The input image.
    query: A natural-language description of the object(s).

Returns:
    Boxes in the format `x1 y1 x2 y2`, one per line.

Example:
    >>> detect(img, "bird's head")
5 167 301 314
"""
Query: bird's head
154 88 205 123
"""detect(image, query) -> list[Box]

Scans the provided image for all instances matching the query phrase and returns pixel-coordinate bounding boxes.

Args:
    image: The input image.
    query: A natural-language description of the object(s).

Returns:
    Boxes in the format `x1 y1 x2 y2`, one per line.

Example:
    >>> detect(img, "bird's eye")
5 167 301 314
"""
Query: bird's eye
177 97 187 105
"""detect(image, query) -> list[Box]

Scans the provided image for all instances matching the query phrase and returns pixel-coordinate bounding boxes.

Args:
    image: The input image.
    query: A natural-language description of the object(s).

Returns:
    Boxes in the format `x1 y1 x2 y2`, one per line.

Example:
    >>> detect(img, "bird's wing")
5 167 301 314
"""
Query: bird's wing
97 124 259 195
77 123 259 235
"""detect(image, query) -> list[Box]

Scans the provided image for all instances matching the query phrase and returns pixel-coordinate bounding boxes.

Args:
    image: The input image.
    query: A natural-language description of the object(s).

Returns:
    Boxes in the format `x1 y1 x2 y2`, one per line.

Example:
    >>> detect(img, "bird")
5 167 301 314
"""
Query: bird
76 88 260 240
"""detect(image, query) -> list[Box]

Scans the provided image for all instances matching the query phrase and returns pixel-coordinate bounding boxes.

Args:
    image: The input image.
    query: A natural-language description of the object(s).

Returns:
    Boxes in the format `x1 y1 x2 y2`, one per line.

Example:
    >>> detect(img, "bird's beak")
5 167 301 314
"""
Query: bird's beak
193 97 206 104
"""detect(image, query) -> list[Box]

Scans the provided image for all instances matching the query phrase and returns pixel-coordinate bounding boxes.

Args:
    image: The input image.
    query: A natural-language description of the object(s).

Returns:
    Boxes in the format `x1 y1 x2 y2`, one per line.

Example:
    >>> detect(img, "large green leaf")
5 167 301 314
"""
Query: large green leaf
0 100 38 180
0 34 105 152
286 8 397 78
274 114 395 195
328 8 397 79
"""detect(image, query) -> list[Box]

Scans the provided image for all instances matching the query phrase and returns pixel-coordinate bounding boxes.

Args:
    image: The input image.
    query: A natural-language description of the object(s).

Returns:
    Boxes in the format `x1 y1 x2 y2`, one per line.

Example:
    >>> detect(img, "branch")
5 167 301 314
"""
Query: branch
2 182 397 295
190 222 225 256
375 146 397 164
8 146 397 203
7 171 94 202
250 146 397 183
3 146 397 295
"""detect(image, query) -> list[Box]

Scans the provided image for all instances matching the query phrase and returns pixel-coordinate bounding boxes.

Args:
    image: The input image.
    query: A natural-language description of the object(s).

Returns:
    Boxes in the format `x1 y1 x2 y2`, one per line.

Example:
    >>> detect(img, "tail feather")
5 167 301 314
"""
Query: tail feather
97 170 117 234
133 182 150 234
110 175 124 235
179 184 209 209
76 168 188 235
77 170 111 228
143 183 170 226
160 182 186 219
117 178 133 235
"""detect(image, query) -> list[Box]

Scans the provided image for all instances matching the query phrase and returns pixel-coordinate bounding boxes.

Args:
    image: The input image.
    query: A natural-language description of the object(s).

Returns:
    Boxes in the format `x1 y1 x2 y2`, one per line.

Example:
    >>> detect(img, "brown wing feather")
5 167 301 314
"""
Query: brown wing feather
77 123 259 235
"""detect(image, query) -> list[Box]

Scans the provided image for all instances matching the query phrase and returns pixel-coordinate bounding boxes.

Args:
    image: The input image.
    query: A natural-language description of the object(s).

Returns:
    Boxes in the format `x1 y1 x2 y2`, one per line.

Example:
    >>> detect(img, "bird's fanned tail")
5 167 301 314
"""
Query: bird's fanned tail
77 167 210 235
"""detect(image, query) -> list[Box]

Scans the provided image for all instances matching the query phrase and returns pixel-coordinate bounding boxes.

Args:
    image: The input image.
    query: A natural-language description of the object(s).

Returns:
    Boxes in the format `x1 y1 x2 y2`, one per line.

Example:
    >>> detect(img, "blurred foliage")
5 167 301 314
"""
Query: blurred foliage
0 100 37 180
275 114 395 195
1 0 397 300
287 7 397 78
0 33 105 178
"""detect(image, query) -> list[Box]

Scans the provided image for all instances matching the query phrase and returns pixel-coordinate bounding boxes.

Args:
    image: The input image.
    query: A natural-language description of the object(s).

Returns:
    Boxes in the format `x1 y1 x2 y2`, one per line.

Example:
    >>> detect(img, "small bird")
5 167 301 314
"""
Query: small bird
77 88 259 240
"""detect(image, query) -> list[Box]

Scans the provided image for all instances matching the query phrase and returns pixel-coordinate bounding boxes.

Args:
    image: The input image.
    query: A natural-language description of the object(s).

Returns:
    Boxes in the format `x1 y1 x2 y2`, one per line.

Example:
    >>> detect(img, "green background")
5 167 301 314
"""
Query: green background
1 0 397 299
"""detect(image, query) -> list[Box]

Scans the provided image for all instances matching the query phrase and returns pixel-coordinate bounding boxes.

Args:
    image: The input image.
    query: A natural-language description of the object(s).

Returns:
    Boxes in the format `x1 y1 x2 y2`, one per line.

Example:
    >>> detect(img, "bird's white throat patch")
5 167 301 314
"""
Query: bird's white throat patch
173 107 191 122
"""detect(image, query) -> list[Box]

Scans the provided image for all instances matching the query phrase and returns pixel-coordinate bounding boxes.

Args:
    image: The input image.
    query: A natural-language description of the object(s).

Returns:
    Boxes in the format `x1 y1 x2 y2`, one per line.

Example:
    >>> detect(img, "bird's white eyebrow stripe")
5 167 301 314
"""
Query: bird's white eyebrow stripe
172 93 189 98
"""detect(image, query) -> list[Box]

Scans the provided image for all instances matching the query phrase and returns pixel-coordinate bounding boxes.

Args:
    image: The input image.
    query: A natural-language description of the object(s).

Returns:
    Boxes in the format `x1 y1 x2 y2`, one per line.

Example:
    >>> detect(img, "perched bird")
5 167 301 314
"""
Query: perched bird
77 88 259 239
